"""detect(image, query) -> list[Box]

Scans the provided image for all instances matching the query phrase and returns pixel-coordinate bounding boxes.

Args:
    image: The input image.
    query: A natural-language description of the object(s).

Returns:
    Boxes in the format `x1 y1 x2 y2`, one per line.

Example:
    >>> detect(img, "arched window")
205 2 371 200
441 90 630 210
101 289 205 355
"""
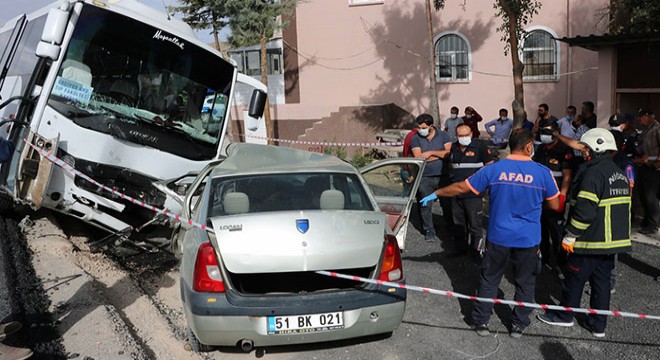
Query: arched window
522 28 559 81
434 32 470 82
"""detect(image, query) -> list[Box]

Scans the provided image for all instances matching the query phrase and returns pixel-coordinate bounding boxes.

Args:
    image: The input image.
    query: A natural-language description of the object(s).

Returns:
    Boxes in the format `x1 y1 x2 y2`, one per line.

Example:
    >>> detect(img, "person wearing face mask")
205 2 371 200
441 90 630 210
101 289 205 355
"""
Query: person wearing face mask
537 129 631 339
411 113 453 242
420 129 561 338
485 108 513 149
532 120 573 274
549 114 636 293
555 114 590 169
557 105 578 138
462 106 483 139
444 106 463 142
447 124 494 258
555 115 634 187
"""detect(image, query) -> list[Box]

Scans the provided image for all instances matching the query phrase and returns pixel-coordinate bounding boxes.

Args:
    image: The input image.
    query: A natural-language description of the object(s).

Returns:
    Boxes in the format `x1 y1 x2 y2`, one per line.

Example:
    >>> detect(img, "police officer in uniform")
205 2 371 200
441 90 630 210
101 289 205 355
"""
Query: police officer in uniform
537 128 632 338
609 114 637 185
533 120 572 271
448 124 493 256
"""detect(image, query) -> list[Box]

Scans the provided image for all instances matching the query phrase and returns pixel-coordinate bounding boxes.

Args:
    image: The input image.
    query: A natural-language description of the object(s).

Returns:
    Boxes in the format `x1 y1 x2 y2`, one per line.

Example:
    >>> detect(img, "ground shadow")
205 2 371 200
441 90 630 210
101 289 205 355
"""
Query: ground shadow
618 253 660 281
540 340 575 360
356 4 494 127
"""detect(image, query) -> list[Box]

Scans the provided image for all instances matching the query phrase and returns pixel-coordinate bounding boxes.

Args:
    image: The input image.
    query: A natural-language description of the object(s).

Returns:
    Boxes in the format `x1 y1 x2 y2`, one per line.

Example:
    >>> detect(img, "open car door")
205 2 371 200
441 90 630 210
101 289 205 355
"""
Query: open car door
360 158 425 250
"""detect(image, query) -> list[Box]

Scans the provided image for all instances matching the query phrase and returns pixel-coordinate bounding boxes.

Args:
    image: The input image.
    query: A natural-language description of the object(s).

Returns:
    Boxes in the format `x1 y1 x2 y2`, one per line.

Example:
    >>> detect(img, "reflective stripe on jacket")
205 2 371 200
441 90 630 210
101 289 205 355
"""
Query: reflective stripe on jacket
566 156 632 255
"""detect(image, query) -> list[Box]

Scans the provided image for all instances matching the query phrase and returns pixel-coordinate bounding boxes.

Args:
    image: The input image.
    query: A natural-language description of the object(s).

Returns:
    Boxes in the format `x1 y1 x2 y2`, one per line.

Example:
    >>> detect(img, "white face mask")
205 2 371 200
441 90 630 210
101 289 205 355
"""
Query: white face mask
610 125 623 132
418 128 430 137
465 114 473 119
530 145 535 158
450 113 458 119
458 136 472 146
540 134 554 144
500 116 507 121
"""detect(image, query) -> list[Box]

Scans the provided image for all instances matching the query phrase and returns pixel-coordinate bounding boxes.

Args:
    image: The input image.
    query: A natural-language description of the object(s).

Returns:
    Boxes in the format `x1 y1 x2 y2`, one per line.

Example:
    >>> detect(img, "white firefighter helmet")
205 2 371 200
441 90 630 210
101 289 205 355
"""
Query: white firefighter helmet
580 128 617 153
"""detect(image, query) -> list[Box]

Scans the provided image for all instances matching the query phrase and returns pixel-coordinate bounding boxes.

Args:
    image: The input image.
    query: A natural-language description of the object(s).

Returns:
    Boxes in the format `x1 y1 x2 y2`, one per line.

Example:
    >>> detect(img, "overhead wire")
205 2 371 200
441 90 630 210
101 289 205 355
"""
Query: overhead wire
282 16 599 76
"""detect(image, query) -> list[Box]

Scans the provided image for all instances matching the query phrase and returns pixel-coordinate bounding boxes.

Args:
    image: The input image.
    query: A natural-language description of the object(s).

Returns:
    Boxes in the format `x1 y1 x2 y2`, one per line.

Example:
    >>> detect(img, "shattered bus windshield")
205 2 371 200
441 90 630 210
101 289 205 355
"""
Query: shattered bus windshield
47 4 235 160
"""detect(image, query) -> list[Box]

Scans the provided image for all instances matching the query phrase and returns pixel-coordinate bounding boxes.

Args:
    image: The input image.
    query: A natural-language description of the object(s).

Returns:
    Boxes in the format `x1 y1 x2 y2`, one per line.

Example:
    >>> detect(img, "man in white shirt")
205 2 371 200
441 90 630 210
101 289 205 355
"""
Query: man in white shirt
557 105 578 138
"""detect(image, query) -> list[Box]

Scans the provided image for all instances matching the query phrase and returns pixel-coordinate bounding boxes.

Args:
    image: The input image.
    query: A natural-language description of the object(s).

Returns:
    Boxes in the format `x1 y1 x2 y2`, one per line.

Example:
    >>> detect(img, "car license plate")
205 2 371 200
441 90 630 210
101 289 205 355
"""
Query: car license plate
267 312 344 334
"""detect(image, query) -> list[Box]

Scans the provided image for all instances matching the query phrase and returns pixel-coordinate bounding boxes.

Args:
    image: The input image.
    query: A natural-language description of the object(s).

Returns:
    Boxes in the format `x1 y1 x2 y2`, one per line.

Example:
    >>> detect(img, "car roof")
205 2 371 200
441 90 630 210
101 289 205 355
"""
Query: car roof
210 143 358 177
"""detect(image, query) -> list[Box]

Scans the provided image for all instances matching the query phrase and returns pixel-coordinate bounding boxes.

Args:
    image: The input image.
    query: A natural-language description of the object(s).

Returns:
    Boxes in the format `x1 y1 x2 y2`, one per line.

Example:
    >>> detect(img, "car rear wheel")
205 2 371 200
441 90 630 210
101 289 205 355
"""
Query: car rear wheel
185 326 215 353
169 226 183 259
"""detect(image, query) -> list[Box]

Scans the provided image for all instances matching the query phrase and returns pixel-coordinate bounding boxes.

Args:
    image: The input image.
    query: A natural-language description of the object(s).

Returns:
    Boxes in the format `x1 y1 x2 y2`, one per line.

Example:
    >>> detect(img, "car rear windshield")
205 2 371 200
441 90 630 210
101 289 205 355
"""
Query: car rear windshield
208 173 374 216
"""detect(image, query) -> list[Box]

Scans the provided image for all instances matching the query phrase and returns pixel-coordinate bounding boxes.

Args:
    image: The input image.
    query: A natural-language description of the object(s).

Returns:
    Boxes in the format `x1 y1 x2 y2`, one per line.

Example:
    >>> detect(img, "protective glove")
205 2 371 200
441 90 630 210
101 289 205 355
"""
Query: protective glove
561 235 576 253
420 193 438 207
556 194 566 214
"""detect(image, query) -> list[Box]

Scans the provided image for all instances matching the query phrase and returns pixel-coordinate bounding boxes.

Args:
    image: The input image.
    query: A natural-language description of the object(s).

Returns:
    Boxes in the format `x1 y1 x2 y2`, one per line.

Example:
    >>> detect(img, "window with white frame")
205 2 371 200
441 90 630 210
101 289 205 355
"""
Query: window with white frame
435 33 470 82
522 29 558 81
227 49 283 76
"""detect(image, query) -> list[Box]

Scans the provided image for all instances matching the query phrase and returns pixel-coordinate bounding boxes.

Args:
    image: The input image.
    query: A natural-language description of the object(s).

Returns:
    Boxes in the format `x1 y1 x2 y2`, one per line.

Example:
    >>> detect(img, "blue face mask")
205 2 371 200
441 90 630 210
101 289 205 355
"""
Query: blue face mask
567 115 574 121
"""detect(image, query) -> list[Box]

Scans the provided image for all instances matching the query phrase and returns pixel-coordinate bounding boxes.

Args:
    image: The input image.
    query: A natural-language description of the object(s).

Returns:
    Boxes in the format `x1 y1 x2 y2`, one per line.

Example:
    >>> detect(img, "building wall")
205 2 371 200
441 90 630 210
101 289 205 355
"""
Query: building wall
272 0 609 137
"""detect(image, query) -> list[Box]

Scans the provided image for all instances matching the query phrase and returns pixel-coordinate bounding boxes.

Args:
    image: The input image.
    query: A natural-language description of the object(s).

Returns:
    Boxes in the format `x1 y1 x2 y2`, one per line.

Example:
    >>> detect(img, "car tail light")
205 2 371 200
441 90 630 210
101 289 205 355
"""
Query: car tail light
193 242 225 293
378 234 403 282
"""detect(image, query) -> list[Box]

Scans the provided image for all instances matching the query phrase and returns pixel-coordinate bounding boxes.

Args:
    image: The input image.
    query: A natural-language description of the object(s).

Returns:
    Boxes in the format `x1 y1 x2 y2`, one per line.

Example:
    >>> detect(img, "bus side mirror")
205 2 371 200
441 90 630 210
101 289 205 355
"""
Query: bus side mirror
248 89 267 118
36 1 71 60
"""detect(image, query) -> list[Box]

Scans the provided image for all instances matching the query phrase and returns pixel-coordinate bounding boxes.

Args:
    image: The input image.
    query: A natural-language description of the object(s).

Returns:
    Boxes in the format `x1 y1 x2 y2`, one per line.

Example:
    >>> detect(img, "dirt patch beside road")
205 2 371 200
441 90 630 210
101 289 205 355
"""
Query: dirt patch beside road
0 216 67 359
22 213 202 360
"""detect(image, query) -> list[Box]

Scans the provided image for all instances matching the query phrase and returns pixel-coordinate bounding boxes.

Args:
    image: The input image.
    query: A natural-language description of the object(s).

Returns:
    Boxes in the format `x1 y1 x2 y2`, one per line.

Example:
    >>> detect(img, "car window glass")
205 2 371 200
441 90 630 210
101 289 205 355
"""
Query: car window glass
208 173 373 216
362 163 421 198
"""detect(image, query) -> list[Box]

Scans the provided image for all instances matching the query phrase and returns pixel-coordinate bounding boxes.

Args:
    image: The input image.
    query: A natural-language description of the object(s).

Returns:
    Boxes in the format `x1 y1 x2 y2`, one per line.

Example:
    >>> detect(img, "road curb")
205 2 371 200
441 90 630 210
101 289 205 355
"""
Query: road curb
631 231 660 247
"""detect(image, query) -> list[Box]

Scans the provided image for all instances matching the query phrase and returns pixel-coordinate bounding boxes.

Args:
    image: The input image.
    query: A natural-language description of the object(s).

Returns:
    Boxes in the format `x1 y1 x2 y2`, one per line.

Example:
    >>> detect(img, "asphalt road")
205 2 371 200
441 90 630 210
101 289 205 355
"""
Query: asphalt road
1 206 659 359
205 205 660 359
385 207 660 360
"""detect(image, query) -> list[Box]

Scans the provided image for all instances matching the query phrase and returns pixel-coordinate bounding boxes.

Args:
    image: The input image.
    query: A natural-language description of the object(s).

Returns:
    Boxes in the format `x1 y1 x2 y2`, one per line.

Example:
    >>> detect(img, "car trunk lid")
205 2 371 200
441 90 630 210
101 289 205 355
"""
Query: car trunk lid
209 211 385 274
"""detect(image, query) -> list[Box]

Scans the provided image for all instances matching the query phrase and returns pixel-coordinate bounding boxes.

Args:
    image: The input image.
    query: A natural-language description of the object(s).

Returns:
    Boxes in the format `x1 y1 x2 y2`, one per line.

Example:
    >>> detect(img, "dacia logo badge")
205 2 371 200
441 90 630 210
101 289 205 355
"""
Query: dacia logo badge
296 219 309 234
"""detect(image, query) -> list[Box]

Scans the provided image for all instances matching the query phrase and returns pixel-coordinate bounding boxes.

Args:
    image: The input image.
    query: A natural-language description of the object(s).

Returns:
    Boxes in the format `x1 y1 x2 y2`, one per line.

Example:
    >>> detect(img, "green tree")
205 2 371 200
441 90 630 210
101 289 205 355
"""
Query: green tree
225 0 298 142
493 0 542 129
425 0 440 125
607 0 660 34
433 1 542 128
174 0 227 50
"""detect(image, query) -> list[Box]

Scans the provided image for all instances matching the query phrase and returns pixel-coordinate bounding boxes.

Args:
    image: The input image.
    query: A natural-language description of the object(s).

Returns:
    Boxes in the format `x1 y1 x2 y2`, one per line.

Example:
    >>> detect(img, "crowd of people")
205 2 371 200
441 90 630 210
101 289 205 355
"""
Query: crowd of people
404 101 659 339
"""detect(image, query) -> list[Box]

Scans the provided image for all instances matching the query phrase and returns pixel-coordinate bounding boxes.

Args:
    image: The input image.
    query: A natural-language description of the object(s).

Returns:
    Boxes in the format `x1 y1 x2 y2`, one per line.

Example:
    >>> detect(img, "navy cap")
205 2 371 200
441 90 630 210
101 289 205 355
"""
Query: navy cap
638 108 654 116
608 114 625 126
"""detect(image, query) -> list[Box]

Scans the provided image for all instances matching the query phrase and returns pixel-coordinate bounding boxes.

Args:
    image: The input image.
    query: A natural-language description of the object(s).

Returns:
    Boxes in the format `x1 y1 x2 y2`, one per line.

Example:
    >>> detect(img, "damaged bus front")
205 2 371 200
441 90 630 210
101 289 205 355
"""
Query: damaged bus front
0 0 266 235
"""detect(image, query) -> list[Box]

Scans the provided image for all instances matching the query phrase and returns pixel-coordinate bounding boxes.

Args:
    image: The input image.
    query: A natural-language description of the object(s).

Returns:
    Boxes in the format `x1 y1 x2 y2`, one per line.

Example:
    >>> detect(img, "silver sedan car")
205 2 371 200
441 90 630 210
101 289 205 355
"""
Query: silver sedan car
173 143 425 351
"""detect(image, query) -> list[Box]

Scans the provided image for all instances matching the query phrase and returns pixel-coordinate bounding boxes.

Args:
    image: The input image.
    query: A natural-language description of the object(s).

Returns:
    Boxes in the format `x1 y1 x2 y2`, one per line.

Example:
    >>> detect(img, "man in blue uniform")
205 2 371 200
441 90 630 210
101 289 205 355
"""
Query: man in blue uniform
448 124 493 256
421 129 560 338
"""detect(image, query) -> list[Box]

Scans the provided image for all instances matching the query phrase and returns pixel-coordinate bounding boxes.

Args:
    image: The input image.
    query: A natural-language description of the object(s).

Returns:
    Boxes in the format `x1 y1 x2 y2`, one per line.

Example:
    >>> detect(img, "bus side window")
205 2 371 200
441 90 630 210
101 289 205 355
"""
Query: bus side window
7 15 47 87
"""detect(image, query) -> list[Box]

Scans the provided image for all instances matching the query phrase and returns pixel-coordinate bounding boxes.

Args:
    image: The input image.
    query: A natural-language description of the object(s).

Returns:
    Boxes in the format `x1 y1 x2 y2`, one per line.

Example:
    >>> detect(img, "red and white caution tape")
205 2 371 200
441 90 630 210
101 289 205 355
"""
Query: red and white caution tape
238 133 403 147
316 270 660 321
25 141 212 233
23 140 660 321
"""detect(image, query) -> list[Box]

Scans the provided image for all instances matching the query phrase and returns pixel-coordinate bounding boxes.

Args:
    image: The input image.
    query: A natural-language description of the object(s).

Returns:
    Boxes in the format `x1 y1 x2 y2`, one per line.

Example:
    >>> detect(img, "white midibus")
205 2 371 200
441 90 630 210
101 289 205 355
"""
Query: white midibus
0 0 266 237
